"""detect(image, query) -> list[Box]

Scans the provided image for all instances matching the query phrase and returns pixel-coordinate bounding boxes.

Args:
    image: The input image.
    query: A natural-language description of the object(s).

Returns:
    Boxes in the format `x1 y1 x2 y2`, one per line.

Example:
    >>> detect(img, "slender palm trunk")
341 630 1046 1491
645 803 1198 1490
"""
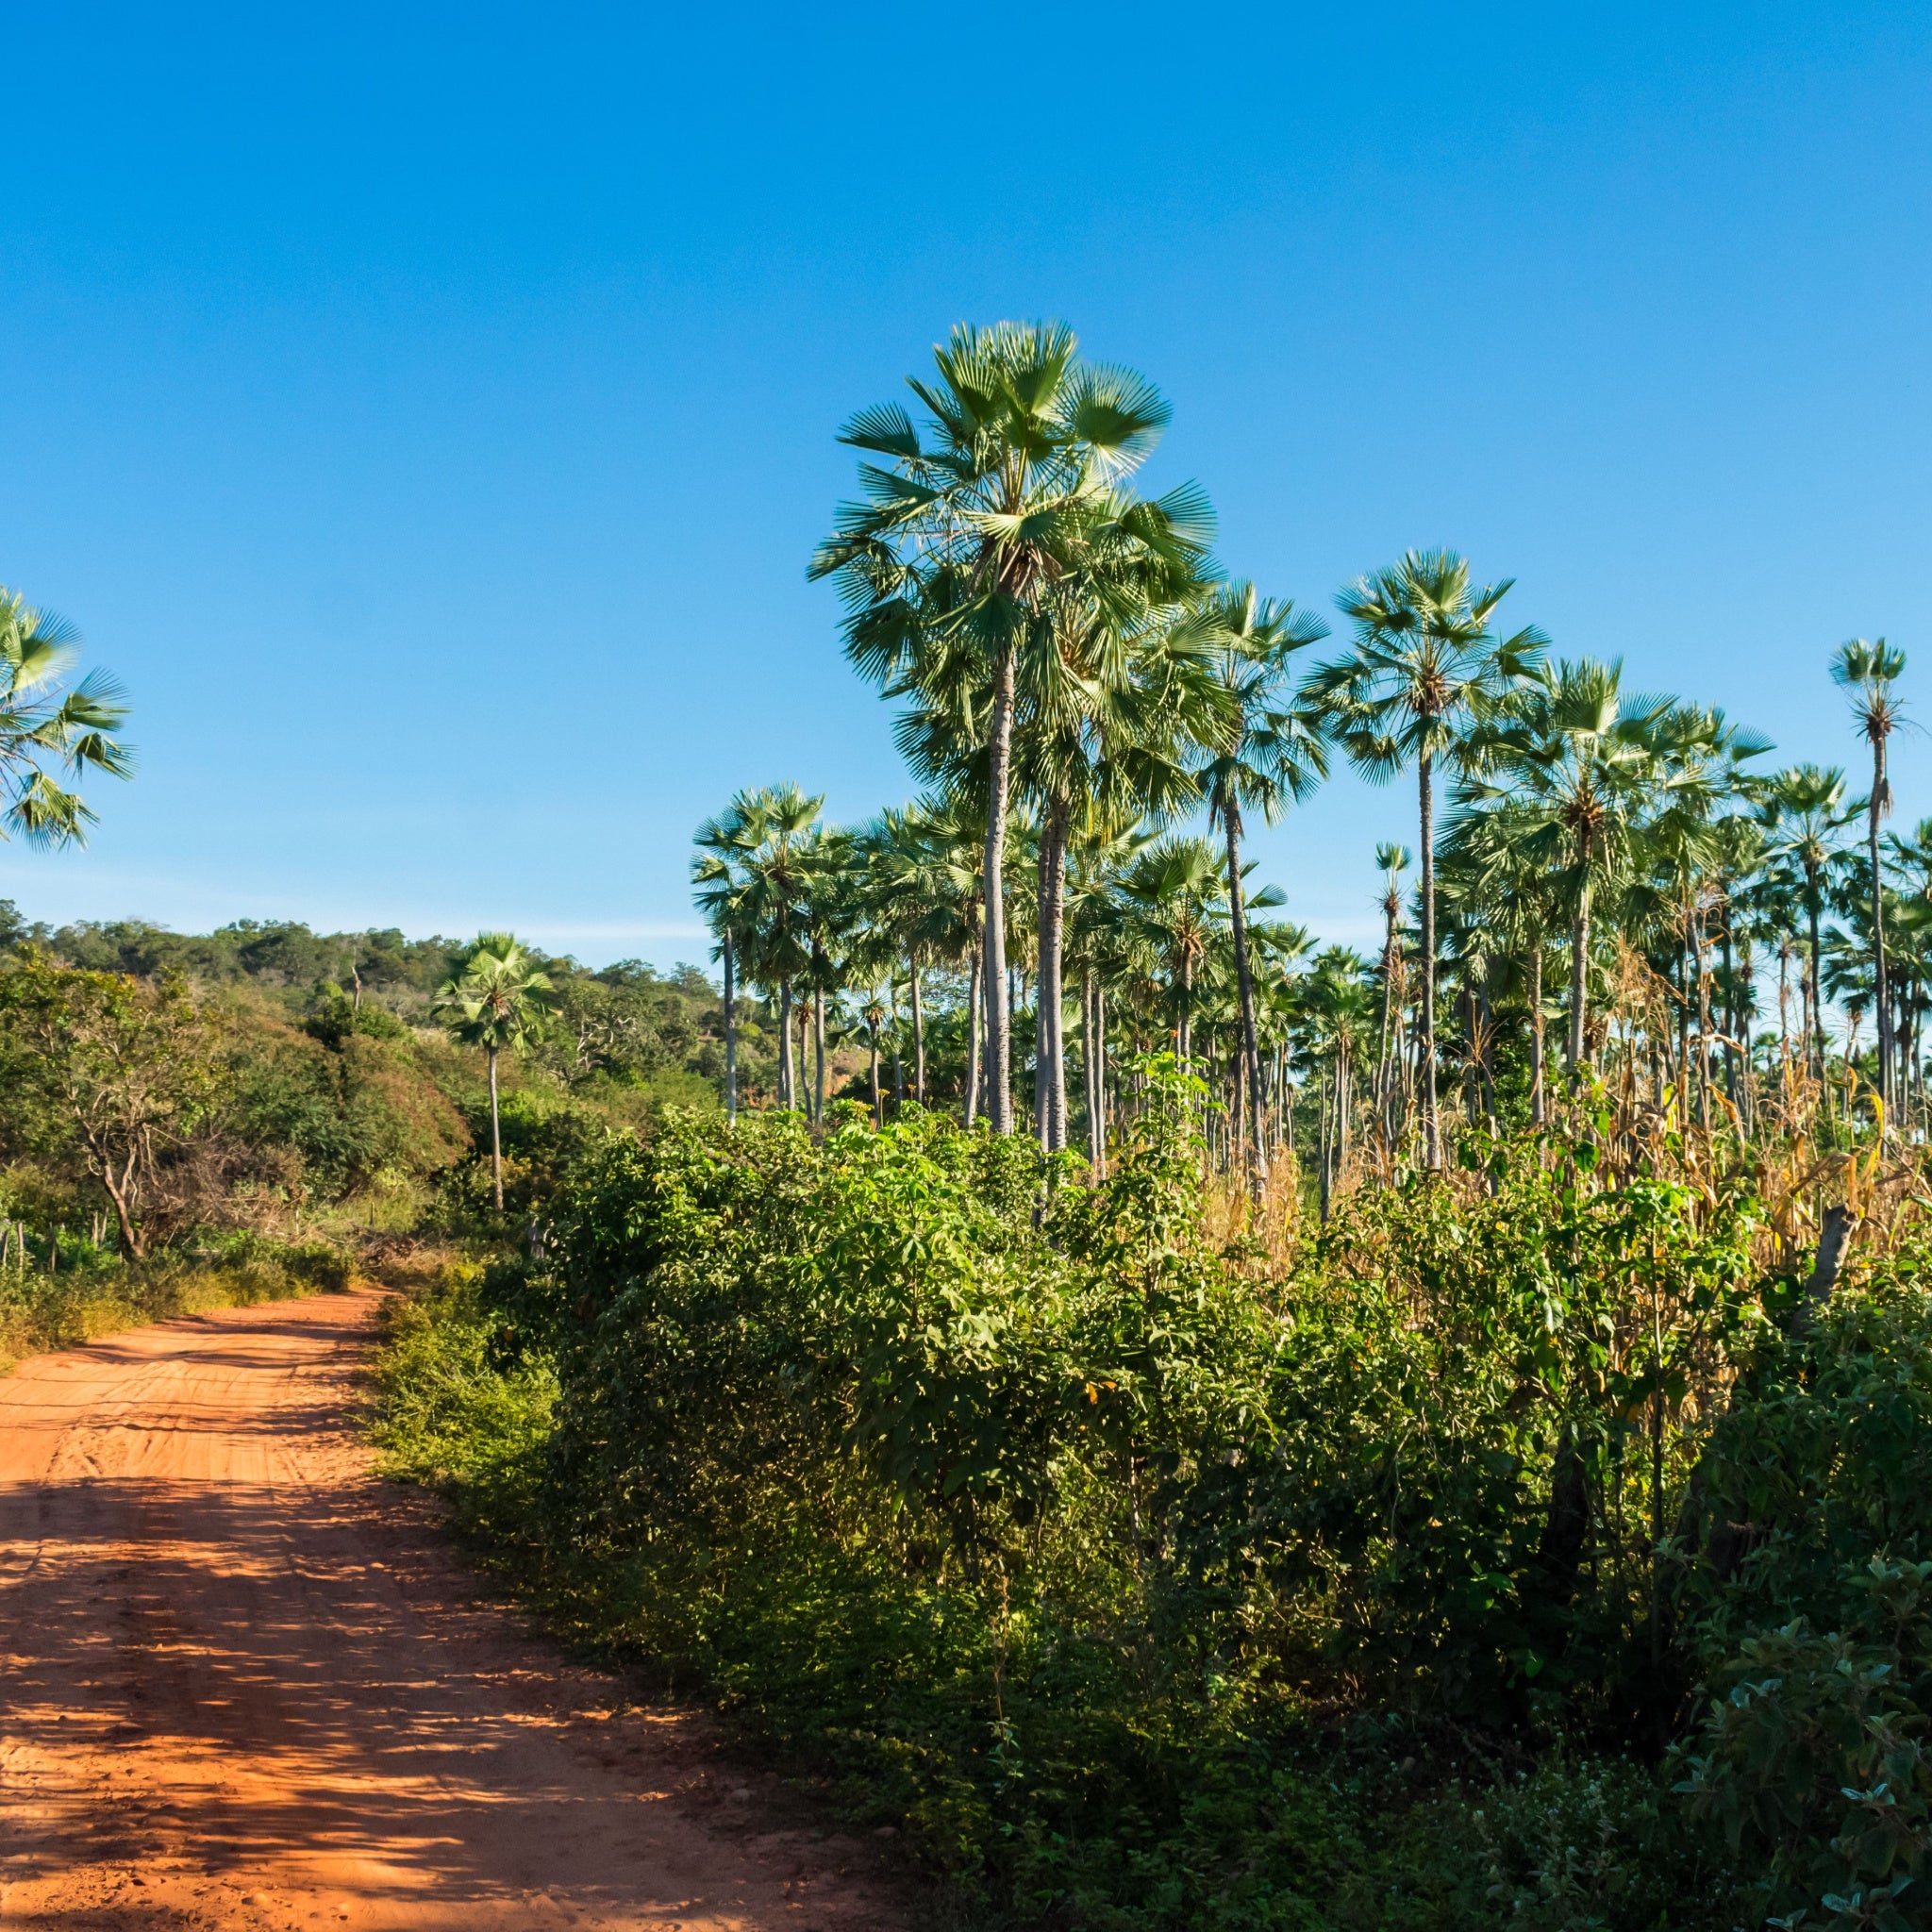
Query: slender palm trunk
1808 876 1826 1077
1083 967 1104 1169
1339 1047 1351 1187
813 987 826 1123
1095 982 1108 1174
1318 1064 1333 1222
1691 904 1713 1130
982 650 1016 1133
488 1045 504 1212
1569 845 1593 1078
1873 739 1891 1116
778 979 796 1110
891 991 904 1110
1177 953 1193 1069
1037 798 1071 1153
965 910 983 1127
1419 751 1440 1169
1529 943 1546 1126
1223 800 1267 1185
721 933 738 1124
910 965 925 1106
1720 916 1738 1108
1375 901 1397 1135
1676 945 1691 1099
870 1037 882 1126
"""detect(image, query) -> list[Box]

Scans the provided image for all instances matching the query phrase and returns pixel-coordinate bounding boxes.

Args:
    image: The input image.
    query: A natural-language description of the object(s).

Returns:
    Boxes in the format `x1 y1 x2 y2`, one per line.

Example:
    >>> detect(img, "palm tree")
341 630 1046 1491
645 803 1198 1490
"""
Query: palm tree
732 783 824 1111
1307 551 1543 1168
1639 702 1773 1124
1297 946 1374 1219
812 322 1175 1134
1371 842 1410 1137
889 541 1223 1150
0 590 133 844
1833 638 1907 1115
433 933 559 1212
1761 764 1853 1079
1457 658 1672 1088
849 986 891 1125
1194 582 1329 1180
692 791 769 1124
1118 836 1225 1068
797 825 858 1124
1024 532 1225 1155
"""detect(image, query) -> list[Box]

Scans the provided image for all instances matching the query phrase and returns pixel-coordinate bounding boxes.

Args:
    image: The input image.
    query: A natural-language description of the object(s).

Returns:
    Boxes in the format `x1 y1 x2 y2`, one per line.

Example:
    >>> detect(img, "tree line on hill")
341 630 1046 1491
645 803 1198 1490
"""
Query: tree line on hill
0 907 734 1258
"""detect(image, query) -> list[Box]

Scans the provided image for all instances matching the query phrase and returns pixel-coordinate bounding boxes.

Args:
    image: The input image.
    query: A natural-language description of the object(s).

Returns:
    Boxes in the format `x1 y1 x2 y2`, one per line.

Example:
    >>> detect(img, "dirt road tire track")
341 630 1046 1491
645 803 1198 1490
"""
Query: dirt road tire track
0 1290 902 1929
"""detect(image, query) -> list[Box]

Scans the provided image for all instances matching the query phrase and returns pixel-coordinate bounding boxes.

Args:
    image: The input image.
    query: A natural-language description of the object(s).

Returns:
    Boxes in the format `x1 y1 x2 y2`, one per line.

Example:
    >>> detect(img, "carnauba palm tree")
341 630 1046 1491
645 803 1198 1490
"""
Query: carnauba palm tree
1194 581 1329 1181
1833 637 1907 1112
1638 701 1773 1124
433 933 559 1212
1307 550 1544 1167
1118 835 1225 1067
692 789 770 1124
1297 945 1374 1220
1372 842 1410 1136
1457 658 1671 1086
1760 764 1853 1078
733 783 824 1112
884 496 1224 1151
811 321 1178 1135
0 590 133 845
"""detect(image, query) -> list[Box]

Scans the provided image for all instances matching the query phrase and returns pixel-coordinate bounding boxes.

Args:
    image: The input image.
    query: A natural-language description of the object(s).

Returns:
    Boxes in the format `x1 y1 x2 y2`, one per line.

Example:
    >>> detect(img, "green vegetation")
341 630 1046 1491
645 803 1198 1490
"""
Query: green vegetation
365 322 1932 1930
18 323 1932 1927
375 1068 1932 1929
0 1230 353 1371
0 907 741 1318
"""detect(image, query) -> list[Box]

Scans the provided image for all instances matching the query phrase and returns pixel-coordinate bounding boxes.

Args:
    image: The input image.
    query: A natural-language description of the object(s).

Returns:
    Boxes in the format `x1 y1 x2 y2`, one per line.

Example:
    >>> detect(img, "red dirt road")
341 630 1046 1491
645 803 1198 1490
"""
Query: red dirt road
0 1291 900 1929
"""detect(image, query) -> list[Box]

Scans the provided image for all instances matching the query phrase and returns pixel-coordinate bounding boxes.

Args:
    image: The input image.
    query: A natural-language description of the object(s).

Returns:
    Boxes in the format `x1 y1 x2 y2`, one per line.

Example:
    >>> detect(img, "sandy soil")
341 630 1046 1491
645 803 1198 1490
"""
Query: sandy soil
0 1291 904 1929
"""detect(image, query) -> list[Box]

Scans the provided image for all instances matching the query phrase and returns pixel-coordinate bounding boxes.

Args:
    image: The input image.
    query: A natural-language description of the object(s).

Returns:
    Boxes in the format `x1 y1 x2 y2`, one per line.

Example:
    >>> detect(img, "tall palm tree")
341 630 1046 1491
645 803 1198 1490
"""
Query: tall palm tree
433 933 559 1212
1194 582 1329 1180
0 590 133 844
692 791 769 1124
1307 551 1543 1167
1023 518 1225 1155
1761 764 1853 1079
1638 702 1773 1124
1371 842 1410 1137
733 783 824 1111
797 824 858 1124
1117 836 1225 1068
1833 638 1907 1114
1296 946 1374 1220
812 322 1175 1134
1457 658 1672 1086
891 537 1224 1149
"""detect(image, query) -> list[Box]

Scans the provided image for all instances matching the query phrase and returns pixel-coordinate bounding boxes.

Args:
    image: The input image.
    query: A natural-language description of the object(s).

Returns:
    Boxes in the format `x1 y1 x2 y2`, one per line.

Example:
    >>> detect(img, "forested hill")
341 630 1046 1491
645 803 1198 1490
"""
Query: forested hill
0 906 742 1257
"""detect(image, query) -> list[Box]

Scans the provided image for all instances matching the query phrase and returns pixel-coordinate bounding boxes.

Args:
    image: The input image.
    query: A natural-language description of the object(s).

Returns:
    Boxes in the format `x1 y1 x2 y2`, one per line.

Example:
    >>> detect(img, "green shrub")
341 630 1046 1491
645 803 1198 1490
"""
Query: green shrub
368 1073 1932 1927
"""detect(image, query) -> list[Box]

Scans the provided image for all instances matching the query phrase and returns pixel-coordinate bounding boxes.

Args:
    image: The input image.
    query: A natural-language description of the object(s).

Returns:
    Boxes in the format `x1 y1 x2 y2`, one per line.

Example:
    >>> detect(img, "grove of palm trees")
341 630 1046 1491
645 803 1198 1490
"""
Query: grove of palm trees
700 324 1918 1193
348 323 1932 1932
9 323 1932 1932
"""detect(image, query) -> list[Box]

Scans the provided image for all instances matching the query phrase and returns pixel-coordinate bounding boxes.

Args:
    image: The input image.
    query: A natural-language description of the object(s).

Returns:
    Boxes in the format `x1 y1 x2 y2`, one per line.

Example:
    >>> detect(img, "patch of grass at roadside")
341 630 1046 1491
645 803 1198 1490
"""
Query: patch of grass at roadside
367 1265 558 1543
0 1234 356 1372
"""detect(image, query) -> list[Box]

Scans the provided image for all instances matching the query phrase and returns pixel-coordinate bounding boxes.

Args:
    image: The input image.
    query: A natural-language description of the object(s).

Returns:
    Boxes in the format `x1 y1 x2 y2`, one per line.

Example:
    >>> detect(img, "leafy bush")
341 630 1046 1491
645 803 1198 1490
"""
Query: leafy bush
1669 1257 1932 1927
370 1068 1932 1926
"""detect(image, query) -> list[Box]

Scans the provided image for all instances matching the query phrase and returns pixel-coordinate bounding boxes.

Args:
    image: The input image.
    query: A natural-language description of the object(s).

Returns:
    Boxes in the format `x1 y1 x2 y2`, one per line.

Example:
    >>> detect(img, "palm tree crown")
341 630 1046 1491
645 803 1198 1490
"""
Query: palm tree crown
0 589 133 846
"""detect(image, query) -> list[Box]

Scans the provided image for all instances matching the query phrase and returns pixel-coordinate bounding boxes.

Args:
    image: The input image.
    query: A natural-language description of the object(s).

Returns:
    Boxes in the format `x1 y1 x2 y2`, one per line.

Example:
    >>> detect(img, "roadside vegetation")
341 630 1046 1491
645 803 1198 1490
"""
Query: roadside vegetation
15 323 1932 1926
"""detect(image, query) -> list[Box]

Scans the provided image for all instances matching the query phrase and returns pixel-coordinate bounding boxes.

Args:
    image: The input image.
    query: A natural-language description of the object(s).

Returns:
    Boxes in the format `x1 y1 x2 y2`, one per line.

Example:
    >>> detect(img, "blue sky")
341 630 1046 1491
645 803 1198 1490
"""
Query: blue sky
2 3 1927 966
